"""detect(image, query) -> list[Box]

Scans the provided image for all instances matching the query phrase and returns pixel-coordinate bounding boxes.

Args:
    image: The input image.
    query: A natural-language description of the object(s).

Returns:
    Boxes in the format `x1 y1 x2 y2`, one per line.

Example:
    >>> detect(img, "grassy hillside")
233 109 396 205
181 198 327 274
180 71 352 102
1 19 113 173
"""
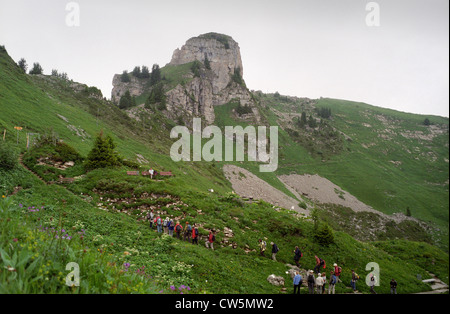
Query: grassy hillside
1 46 448 294
242 93 449 246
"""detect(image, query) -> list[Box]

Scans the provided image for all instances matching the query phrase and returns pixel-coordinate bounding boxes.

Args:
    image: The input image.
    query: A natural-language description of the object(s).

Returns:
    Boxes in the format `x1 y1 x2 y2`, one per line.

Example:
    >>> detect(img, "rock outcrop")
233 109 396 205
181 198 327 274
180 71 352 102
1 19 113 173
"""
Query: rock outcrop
111 33 260 125
170 33 243 94
166 33 260 124
111 75 146 104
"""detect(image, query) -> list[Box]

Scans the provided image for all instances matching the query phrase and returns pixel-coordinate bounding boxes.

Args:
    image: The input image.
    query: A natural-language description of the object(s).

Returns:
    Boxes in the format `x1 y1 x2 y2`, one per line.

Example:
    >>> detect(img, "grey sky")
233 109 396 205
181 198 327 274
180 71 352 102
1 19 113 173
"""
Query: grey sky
0 0 448 117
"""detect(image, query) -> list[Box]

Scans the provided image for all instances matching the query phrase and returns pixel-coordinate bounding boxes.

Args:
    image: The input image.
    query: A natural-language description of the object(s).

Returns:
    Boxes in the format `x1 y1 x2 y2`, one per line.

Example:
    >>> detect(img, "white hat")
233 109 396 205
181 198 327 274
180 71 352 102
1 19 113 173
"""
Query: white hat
333 263 337 267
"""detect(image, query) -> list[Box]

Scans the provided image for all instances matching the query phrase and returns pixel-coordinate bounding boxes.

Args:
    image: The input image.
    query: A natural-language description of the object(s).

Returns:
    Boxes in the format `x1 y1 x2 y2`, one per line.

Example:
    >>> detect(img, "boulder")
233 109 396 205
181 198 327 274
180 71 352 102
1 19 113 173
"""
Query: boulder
267 274 285 286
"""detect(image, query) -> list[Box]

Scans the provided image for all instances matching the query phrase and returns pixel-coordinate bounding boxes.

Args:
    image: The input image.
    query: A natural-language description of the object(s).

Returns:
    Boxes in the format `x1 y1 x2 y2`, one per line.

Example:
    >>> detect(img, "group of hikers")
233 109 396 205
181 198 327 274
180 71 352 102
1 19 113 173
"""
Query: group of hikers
147 210 398 294
147 210 216 249
259 239 399 294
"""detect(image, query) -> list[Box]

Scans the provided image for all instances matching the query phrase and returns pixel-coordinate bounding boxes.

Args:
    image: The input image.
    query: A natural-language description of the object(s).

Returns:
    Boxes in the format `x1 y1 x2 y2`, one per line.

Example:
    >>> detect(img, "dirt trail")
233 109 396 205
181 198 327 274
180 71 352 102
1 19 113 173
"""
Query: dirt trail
18 154 48 185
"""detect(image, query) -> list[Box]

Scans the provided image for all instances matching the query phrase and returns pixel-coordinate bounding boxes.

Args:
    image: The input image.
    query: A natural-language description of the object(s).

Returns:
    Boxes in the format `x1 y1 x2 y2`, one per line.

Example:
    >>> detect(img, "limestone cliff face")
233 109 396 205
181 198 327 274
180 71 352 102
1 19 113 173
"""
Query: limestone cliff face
170 33 243 94
111 74 146 104
111 33 260 125
167 33 259 124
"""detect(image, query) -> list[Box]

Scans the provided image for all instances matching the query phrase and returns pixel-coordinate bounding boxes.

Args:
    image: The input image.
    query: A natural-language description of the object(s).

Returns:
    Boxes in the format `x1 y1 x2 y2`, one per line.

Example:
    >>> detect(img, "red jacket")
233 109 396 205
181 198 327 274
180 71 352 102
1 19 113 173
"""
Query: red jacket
315 255 326 269
175 223 183 232
208 233 214 243
334 266 341 276
192 228 198 239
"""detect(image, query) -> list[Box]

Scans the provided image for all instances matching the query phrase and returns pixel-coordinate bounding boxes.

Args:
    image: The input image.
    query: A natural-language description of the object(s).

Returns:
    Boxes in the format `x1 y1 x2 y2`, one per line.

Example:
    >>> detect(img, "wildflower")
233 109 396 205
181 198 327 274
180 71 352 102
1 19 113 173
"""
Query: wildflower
2 195 5 198
170 285 175 291
12 238 18 242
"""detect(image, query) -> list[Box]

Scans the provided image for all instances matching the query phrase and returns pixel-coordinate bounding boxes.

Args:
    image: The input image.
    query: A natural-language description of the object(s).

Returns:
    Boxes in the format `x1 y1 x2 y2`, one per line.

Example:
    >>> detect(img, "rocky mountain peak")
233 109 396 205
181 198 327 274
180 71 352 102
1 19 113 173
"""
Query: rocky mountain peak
169 33 244 93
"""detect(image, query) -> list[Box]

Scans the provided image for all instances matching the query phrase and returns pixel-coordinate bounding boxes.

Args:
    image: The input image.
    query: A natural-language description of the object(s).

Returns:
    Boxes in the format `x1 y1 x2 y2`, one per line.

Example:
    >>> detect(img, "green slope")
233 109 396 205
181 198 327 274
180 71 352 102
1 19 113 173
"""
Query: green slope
1 46 448 294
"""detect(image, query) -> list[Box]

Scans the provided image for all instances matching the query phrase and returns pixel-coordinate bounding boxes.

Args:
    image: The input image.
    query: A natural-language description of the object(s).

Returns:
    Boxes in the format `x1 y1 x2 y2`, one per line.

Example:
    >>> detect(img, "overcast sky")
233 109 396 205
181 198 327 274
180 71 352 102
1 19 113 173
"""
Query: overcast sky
0 0 448 117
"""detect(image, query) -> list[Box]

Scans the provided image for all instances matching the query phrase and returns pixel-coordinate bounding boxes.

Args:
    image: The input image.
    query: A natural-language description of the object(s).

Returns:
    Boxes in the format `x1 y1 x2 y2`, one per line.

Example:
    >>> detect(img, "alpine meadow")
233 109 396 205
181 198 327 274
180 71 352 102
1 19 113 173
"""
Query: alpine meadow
0 5 448 297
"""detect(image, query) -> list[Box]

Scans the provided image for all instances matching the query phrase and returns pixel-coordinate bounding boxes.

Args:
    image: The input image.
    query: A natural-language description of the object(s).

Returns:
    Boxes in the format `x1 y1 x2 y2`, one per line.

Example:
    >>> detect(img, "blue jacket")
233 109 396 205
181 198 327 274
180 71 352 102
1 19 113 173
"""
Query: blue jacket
330 274 337 285
293 274 302 285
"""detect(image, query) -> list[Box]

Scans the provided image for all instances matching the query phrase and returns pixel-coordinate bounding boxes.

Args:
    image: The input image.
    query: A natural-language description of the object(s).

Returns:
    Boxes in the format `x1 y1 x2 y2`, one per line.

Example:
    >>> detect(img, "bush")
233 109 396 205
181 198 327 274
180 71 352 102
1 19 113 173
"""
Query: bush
85 131 120 170
29 62 43 75
54 142 84 163
0 142 18 170
119 90 136 109
231 67 244 86
235 103 253 116
190 61 201 78
121 70 131 83
145 83 166 110
314 222 335 246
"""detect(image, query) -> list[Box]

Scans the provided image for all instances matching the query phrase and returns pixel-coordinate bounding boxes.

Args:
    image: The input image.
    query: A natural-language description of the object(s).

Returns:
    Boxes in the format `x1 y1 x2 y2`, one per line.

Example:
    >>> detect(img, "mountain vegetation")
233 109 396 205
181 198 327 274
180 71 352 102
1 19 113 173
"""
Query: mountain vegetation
0 39 448 295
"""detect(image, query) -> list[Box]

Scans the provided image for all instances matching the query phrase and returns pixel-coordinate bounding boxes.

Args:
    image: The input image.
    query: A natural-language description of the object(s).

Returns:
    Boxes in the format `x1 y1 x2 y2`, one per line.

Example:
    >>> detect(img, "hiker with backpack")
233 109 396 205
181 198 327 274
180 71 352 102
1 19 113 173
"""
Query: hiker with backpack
350 269 359 292
163 217 170 234
293 271 302 295
156 215 163 234
307 270 315 294
205 230 215 250
271 242 279 261
369 273 377 294
314 255 326 274
175 221 183 239
258 239 266 257
147 210 154 229
333 263 342 283
390 279 398 294
184 222 192 242
293 246 302 267
168 219 175 236
329 271 337 294
192 225 199 245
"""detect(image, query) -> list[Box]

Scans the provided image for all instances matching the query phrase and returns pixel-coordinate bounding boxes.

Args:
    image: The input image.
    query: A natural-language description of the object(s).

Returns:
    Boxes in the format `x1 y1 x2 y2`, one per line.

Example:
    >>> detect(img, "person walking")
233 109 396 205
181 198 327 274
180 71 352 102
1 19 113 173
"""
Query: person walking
163 217 170 234
315 273 324 294
390 279 398 294
314 255 326 274
192 225 199 245
271 242 279 261
333 263 342 283
168 219 174 236
205 230 215 250
184 221 192 242
293 246 302 267
369 273 377 294
293 271 302 294
307 270 315 294
147 210 154 229
156 214 163 234
258 239 267 257
321 272 327 294
350 269 359 292
328 271 337 294
149 168 155 179
175 221 183 239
